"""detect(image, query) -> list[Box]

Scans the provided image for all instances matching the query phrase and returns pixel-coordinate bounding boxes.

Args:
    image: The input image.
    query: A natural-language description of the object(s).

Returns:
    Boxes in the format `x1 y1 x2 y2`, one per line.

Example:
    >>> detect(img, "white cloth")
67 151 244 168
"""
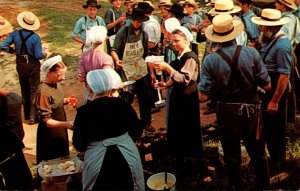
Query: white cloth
40 55 62 81
82 133 145 191
86 68 121 95
143 15 161 45
89 26 108 44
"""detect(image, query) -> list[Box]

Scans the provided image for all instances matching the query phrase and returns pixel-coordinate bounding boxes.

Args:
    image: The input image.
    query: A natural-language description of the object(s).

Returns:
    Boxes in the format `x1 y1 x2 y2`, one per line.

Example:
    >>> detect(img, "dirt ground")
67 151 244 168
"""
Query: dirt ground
0 1 216 166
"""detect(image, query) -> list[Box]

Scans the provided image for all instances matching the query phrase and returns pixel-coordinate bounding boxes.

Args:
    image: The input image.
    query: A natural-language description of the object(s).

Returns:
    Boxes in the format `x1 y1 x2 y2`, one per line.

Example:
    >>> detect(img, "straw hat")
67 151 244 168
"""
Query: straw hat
206 0 216 7
278 0 298 10
251 8 290 26
124 0 134 4
182 0 199 8
208 0 241 15
158 0 173 7
82 0 101 9
17 11 40 31
205 14 244 42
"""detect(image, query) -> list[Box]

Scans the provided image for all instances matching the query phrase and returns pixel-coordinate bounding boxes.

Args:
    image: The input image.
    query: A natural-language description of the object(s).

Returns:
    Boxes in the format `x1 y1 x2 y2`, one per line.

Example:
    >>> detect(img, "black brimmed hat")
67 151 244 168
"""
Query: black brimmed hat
137 2 154 14
167 3 187 19
128 8 150 21
83 0 101 9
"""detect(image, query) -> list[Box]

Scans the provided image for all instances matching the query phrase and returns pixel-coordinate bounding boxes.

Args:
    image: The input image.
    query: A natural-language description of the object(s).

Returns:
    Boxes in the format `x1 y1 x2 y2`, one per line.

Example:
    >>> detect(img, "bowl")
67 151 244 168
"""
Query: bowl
123 80 136 92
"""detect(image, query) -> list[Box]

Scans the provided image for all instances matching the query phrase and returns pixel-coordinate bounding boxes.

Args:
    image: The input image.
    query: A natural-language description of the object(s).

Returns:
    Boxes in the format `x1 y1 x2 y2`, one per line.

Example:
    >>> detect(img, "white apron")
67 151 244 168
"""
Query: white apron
122 37 148 81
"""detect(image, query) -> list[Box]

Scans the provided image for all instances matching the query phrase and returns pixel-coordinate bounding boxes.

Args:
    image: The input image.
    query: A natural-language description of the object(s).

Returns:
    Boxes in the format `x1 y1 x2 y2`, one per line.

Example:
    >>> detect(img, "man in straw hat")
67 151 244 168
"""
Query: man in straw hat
111 8 156 132
0 74 33 190
0 11 47 125
159 0 173 22
70 0 106 52
251 8 292 178
208 0 248 46
275 0 300 121
199 13 271 189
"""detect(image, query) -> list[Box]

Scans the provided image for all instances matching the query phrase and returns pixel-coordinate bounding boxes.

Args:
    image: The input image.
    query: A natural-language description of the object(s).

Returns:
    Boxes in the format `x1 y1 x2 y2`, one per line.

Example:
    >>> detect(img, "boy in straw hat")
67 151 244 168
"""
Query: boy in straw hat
0 74 33 190
199 13 271 189
0 11 47 125
251 8 292 178
70 0 106 52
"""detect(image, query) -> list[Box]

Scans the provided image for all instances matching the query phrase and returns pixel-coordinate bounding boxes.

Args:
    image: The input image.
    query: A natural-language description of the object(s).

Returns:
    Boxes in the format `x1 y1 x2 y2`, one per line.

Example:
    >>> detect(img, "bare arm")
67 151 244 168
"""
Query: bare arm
267 74 289 112
71 36 85 45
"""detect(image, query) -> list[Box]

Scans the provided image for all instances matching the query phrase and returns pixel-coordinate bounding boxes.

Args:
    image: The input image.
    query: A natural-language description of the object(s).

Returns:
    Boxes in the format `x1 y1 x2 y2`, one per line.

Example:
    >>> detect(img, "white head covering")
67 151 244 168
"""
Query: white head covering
164 18 181 33
86 68 121 95
89 26 108 44
175 26 194 42
41 55 63 81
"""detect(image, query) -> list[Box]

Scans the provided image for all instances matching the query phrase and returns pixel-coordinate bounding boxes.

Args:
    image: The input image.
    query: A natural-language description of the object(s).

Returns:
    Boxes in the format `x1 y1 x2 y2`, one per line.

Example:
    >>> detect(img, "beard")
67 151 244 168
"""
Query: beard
258 29 273 44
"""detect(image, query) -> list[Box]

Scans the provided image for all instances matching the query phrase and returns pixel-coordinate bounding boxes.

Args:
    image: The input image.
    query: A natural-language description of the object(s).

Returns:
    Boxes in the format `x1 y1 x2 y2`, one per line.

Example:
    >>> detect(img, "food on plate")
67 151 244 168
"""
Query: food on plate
43 164 52 174
66 165 76 172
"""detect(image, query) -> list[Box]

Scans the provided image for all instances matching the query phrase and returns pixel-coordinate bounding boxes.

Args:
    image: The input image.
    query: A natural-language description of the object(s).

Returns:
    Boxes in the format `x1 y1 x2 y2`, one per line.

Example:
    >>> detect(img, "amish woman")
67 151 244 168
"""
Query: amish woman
34 55 74 164
72 68 144 191
154 26 203 175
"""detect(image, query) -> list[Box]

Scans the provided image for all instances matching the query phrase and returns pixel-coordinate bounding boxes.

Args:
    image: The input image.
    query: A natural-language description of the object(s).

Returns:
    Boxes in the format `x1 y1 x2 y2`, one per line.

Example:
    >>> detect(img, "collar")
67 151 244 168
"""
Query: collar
177 46 191 59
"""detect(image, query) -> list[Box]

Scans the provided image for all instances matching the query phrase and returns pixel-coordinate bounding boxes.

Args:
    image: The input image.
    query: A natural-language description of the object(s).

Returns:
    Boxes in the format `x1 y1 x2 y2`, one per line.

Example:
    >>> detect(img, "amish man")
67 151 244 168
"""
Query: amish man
252 8 292 176
70 0 106 52
0 11 47 124
111 8 155 132
199 14 271 189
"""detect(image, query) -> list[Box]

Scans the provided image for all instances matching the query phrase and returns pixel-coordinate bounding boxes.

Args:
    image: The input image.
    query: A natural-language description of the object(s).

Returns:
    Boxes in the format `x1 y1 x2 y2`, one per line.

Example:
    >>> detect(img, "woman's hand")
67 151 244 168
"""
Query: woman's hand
154 81 167 90
66 121 74 130
115 60 124 69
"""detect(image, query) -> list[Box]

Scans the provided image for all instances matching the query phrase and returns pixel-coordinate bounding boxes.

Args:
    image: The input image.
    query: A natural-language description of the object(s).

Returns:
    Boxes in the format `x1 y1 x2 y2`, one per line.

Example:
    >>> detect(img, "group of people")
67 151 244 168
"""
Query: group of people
1 0 300 190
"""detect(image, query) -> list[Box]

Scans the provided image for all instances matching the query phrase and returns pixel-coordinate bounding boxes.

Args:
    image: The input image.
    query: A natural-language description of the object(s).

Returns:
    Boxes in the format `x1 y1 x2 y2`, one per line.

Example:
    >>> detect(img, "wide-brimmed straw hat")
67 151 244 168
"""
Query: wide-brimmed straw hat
128 8 150 21
182 0 199 8
277 0 298 10
158 0 173 7
17 11 40 31
206 0 216 7
167 3 187 19
251 8 290 26
82 0 101 9
205 14 244 42
208 0 241 15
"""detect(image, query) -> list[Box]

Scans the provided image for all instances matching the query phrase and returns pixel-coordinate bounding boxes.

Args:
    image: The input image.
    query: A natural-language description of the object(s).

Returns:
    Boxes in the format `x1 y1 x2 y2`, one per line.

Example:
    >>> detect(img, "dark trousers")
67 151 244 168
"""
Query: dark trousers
217 102 270 190
135 75 152 126
0 150 32 190
16 55 40 120
261 72 288 170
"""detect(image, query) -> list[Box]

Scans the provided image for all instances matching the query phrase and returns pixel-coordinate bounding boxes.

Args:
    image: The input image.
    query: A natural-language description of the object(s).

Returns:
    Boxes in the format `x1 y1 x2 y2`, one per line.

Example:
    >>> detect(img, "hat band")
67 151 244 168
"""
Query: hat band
215 8 234 12
261 15 281 21
213 27 234 36
280 0 292 5
23 18 34 25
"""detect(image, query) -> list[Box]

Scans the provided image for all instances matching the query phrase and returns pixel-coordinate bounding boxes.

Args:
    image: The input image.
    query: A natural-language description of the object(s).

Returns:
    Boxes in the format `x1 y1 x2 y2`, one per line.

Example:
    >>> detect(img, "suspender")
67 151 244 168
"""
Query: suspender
110 9 116 33
18 30 34 56
84 16 100 32
216 45 242 91
262 34 285 62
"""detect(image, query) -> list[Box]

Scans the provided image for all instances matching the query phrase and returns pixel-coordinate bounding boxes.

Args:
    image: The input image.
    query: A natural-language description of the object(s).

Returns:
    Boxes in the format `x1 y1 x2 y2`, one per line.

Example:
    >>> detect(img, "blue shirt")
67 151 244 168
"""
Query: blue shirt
0 29 44 59
199 43 270 97
241 9 260 40
105 7 123 36
260 34 292 75
70 15 106 41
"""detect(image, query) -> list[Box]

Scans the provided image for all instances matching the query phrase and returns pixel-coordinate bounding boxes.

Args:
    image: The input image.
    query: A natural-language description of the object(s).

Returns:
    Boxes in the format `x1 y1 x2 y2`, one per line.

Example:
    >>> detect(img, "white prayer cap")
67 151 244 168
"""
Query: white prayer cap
41 55 63 81
86 68 121 95
174 26 193 42
164 18 181 33
89 26 107 44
